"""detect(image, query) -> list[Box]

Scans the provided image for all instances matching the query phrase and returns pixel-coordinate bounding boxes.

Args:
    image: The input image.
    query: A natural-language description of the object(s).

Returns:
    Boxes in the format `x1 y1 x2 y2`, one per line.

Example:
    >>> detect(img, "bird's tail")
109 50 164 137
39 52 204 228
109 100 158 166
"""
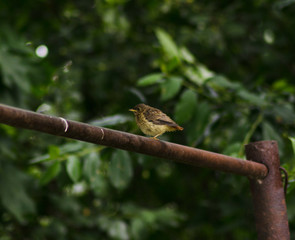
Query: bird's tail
174 125 184 131
167 124 184 132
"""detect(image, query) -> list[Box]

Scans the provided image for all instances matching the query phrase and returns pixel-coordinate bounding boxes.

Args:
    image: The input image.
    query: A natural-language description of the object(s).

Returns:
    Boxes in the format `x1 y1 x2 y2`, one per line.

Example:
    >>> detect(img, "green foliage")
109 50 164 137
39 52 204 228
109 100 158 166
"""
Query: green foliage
160 76 183 101
1 0 295 239
83 152 101 181
0 164 36 223
66 156 82 183
124 204 185 239
155 28 181 64
289 137 295 155
40 161 61 185
175 89 197 124
109 150 133 190
137 73 164 86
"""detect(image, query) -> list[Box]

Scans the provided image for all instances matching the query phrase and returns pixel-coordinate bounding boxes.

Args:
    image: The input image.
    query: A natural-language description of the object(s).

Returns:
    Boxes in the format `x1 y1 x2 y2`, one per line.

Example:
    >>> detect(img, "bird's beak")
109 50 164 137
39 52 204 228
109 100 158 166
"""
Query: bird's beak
129 109 136 112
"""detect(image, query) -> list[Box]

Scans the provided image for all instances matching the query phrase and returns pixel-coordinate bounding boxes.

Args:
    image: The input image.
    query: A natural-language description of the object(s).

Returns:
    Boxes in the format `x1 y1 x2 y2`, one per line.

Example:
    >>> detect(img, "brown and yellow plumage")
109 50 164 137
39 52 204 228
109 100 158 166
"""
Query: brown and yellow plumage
129 103 183 139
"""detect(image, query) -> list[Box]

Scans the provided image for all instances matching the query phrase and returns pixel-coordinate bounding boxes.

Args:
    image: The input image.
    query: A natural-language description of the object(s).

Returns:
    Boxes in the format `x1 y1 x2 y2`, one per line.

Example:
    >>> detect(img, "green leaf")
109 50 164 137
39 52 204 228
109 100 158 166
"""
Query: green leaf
109 220 129 240
271 104 295 124
155 28 180 62
286 181 295 195
174 89 197 124
272 78 295 93
197 64 214 80
40 161 61 185
222 142 241 158
59 142 86 154
98 217 129 240
237 89 266 106
0 164 36 223
161 76 183 101
30 142 85 164
184 65 214 86
90 114 133 127
66 155 81 183
49 145 60 159
83 152 101 181
0 48 31 91
186 102 211 146
131 218 147 239
184 66 203 85
109 149 133 190
30 154 50 164
180 46 195 63
262 122 283 152
207 75 241 90
289 137 295 155
137 73 164 86
162 57 180 72
83 153 107 196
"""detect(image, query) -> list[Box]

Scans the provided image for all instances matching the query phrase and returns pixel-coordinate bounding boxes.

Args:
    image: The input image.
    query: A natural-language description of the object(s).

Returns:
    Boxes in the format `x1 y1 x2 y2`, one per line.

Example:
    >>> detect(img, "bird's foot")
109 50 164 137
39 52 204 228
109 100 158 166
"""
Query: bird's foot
150 136 159 140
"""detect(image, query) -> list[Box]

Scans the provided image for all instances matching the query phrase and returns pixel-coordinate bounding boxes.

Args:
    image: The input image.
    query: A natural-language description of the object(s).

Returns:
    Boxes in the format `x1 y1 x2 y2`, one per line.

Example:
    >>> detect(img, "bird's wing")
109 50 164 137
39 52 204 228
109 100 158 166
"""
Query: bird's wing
153 118 178 126
144 108 178 126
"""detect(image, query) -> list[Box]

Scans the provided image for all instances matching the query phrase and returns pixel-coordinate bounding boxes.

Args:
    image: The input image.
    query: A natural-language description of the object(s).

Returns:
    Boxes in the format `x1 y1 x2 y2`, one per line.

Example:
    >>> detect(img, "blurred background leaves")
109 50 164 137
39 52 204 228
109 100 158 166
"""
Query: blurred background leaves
1 0 295 239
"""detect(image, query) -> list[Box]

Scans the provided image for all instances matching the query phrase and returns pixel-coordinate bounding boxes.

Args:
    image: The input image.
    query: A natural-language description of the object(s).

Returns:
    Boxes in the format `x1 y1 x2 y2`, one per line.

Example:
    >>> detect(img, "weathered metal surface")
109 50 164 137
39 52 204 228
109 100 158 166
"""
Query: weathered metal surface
245 141 290 240
0 104 268 178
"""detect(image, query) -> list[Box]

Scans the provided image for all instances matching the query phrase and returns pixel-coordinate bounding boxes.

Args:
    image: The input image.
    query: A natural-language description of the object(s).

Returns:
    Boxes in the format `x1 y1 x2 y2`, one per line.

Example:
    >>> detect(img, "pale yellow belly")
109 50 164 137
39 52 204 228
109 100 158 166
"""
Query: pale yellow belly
135 116 170 136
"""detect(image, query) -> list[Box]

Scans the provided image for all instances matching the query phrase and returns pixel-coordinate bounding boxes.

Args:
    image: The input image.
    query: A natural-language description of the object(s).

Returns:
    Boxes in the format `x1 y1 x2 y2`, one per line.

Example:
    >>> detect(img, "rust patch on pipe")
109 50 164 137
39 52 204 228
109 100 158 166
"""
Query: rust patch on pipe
246 141 290 240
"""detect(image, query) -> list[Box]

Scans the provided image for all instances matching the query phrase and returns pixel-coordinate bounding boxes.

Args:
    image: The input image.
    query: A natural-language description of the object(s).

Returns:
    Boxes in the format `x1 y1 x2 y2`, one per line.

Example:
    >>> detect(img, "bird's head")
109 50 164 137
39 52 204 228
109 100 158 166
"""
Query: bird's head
129 104 147 115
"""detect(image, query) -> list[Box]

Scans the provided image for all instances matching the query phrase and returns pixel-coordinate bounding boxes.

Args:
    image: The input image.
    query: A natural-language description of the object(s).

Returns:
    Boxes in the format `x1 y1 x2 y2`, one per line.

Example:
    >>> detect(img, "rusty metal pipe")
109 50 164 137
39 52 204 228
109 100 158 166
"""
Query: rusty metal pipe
0 104 268 178
245 141 290 240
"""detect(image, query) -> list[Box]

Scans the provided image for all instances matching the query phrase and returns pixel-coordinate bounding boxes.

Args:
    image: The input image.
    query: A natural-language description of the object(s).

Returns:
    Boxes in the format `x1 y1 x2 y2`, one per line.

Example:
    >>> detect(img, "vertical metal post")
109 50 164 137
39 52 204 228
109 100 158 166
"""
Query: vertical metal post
245 141 290 240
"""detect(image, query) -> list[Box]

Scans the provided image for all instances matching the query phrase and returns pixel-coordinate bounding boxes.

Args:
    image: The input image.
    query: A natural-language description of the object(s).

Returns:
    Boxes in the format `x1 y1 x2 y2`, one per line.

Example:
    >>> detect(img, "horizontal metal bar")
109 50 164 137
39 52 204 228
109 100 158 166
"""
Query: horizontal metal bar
0 104 268 178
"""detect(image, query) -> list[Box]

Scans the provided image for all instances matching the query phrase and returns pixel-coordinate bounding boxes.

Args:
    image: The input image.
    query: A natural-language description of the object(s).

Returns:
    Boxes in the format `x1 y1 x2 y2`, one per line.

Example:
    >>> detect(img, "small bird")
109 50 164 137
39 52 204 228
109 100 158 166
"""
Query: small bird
129 103 183 139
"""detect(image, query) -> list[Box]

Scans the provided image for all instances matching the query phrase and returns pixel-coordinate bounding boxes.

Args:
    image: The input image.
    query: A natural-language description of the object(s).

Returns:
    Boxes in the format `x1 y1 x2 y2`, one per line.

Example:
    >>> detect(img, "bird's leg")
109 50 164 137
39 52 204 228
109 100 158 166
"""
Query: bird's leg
151 131 165 140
